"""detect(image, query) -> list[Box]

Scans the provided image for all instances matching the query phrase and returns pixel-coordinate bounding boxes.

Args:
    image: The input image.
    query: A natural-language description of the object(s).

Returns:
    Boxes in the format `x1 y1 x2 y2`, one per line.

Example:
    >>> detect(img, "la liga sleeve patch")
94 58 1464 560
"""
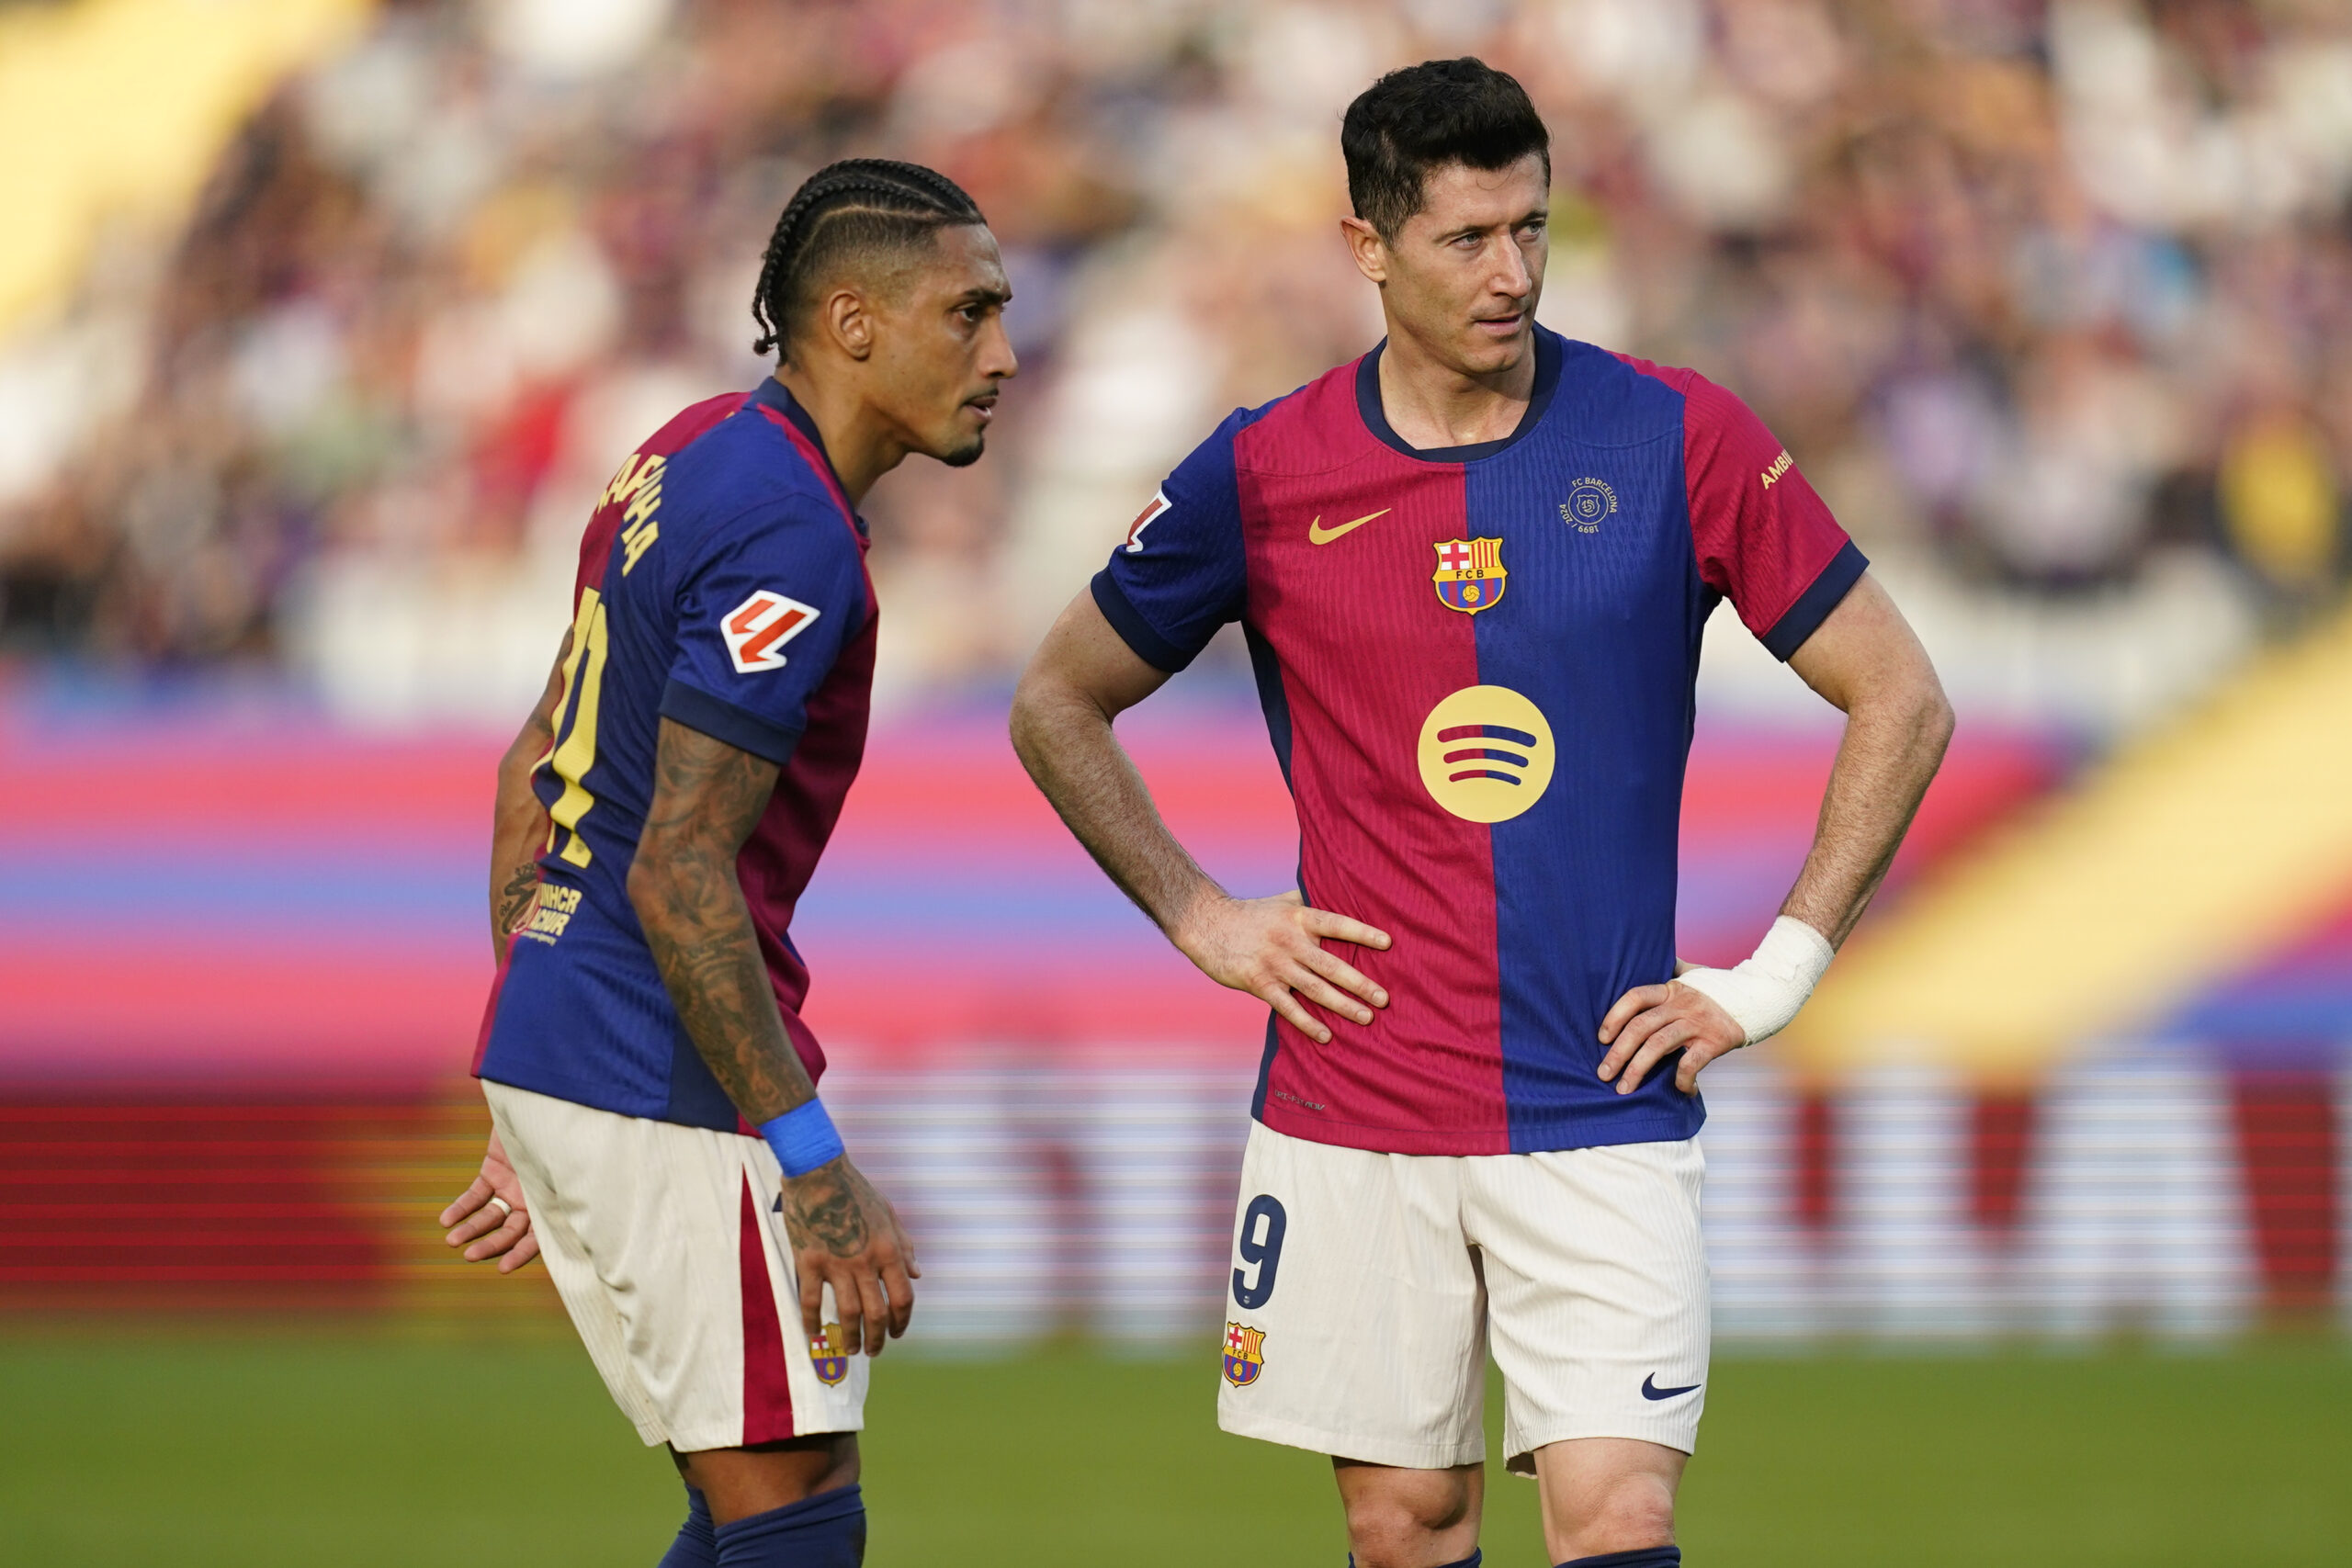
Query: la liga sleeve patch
1091 409 1255 671
1124 490 1171 553
723 590 821 673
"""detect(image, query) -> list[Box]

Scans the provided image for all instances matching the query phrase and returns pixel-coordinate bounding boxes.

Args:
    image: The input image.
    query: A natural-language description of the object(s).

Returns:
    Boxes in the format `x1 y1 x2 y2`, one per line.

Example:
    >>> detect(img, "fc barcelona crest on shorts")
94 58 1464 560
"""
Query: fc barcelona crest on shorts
1222 1321 1267 1387
1431 538 1506 614
809 1324 850 1386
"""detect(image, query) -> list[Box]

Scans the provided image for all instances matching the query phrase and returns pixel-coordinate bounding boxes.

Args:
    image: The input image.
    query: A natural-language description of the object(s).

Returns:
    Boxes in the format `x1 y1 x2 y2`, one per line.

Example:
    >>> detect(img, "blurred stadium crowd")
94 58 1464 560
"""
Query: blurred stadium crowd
2 0 2350 715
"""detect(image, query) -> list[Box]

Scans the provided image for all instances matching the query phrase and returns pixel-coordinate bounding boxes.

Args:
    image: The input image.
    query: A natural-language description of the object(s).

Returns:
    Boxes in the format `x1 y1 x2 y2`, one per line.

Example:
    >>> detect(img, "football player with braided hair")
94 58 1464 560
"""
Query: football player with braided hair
439 158 1014 1567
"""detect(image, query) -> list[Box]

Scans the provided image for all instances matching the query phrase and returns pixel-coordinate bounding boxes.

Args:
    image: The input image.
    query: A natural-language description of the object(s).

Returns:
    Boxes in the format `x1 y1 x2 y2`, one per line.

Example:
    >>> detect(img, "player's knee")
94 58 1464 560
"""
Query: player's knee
1574 1471 1675 1552
801 1433 860 1495
1342 1469 1475 1562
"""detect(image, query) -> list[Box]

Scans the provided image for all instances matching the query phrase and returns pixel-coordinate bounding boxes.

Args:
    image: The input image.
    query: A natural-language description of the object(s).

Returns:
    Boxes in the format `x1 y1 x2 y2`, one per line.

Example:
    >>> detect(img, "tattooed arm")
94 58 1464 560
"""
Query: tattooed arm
488 626 573 961
627 716 917 1355
438 626 580 1274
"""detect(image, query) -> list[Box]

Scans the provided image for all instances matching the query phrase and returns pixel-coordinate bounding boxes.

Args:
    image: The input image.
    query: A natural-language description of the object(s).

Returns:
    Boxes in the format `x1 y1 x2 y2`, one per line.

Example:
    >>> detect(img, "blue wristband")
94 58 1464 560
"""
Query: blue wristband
759 1099 844 1178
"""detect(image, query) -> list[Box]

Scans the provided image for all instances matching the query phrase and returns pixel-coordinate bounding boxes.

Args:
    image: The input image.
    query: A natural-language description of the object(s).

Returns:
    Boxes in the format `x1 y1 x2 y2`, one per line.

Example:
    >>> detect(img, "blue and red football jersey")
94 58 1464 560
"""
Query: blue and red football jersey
1094 327 1866 1156
476 379 876 1131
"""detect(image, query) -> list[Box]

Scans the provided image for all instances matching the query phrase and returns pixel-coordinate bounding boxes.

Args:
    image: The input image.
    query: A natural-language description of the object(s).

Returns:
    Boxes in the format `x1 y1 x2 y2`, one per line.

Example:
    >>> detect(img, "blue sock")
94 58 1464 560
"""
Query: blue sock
714 1482 865 1567
656 1487 717 1567
1557 1548 1679 1568
1348 1554 1481 1567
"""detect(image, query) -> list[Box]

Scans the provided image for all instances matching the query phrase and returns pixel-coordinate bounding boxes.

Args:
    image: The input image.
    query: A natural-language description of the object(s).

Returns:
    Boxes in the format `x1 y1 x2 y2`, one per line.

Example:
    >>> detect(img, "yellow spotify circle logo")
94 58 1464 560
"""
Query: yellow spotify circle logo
1417 685 1555 823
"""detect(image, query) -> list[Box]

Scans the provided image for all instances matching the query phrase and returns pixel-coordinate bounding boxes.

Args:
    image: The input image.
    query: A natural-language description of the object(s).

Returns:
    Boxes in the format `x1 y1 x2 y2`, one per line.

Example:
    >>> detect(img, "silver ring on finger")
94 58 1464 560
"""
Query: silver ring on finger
489 1196 514 1218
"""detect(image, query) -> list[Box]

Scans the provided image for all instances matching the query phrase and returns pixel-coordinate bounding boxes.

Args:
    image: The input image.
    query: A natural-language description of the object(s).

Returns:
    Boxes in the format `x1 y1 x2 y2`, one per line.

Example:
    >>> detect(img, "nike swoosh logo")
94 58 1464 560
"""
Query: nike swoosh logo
1641 1374 1702 1401
1307 508 1391 545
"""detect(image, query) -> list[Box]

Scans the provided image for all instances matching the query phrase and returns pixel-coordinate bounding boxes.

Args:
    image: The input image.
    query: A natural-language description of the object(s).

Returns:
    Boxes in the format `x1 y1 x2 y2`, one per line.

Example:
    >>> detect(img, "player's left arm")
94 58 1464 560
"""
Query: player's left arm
628 502 917 1355
630 717 920 1357
1775 575 1954 945
1600 573 1953 1093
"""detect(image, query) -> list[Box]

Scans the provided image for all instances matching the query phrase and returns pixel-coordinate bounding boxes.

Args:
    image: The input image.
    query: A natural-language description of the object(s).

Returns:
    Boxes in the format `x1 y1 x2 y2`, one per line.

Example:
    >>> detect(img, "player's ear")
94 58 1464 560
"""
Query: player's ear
1340 215 1390 287
818 286 877 362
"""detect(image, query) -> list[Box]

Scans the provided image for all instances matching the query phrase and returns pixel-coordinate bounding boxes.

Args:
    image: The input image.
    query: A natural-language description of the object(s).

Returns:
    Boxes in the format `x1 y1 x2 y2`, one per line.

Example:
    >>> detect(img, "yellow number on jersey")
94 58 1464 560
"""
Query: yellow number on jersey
546 587 611 867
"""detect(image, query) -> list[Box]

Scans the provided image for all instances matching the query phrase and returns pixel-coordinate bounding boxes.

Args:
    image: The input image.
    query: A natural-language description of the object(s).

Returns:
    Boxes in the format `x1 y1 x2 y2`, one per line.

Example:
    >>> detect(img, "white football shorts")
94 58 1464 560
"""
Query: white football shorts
1215 1122 1709 1471
483 1081 866 1452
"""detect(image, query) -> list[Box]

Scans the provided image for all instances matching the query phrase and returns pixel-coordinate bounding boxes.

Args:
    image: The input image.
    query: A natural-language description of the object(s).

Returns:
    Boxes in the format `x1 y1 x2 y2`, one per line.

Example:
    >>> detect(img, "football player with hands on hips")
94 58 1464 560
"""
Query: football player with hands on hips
1011 59 1951 1568
438 159 1016 1568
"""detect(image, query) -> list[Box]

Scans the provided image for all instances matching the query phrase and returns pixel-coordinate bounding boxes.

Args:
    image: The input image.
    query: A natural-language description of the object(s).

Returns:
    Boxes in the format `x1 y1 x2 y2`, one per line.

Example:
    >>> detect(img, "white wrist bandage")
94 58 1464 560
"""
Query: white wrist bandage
1673 917 1835 1046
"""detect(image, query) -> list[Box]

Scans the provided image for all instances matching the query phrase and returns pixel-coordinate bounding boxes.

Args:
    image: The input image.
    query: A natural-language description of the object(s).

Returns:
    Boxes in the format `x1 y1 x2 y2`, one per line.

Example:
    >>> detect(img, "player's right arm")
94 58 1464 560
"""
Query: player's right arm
487 625 573 961
441 623 581 1274
1011 573 1391 1045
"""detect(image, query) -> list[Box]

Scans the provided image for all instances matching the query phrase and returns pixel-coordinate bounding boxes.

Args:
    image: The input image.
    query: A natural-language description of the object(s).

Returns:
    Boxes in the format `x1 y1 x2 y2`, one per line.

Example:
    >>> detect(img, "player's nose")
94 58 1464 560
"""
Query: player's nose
980 316 1019 381
1491 242 1534 299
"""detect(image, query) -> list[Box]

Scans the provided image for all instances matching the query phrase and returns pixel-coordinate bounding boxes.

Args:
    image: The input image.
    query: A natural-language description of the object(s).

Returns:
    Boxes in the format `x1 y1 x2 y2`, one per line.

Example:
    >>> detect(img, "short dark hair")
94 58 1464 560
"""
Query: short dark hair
1341 59 1551 239
750 159 987 360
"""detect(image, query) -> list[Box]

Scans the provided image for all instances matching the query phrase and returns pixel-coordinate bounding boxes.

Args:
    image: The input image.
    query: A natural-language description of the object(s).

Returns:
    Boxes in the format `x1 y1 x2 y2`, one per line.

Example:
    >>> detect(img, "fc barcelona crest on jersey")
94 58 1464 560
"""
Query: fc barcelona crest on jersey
1223 1321 1267 1387
1561 477 1617 532
1432 537 1507 614
809 1324 851 1386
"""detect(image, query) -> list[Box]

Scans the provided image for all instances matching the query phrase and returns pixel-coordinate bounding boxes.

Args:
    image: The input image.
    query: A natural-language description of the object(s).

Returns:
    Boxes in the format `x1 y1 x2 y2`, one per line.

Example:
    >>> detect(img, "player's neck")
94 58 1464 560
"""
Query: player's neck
771 367 904 505
1373 325 1537 451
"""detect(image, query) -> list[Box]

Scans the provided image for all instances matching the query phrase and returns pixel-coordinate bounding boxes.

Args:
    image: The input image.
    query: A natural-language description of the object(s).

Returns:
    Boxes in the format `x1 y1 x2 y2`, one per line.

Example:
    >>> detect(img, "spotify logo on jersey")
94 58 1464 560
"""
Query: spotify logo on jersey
1417 685 1555 823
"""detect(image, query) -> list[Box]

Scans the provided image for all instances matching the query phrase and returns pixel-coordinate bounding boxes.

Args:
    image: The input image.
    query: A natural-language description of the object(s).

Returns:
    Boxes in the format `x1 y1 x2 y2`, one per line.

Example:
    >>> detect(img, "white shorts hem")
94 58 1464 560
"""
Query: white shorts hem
1503 1417 1699 1472
660 1412 865 1454
1218 1406 1485 1471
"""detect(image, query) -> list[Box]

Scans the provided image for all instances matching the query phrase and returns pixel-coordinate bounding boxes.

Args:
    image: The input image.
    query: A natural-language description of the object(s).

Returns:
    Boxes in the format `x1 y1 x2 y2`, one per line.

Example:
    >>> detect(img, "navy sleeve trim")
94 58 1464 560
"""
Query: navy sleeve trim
659 678 804 766
1761 539 1869 661
1091 569 1198 673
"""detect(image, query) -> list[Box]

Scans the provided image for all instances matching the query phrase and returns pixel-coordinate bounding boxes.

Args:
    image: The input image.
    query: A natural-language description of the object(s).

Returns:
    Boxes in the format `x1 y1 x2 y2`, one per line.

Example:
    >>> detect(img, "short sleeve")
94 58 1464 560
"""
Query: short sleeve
659 497 867 765
1090 410 1250 672
1681 374 1867 660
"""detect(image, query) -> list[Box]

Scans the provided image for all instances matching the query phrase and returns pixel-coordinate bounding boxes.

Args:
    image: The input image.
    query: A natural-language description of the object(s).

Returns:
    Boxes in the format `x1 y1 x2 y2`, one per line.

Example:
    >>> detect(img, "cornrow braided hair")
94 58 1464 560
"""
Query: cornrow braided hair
750 158 987 359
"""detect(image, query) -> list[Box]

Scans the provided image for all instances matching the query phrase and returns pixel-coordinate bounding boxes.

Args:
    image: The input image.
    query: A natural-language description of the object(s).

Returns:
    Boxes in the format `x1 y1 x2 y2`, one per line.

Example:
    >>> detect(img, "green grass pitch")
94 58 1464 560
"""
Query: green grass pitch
1 1331 2346 1564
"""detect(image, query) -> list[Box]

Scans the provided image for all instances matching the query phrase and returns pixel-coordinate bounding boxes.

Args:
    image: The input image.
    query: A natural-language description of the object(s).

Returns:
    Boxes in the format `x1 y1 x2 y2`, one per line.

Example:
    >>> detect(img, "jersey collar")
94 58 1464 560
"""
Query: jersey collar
1354 324 1563 464
749 376 870 539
